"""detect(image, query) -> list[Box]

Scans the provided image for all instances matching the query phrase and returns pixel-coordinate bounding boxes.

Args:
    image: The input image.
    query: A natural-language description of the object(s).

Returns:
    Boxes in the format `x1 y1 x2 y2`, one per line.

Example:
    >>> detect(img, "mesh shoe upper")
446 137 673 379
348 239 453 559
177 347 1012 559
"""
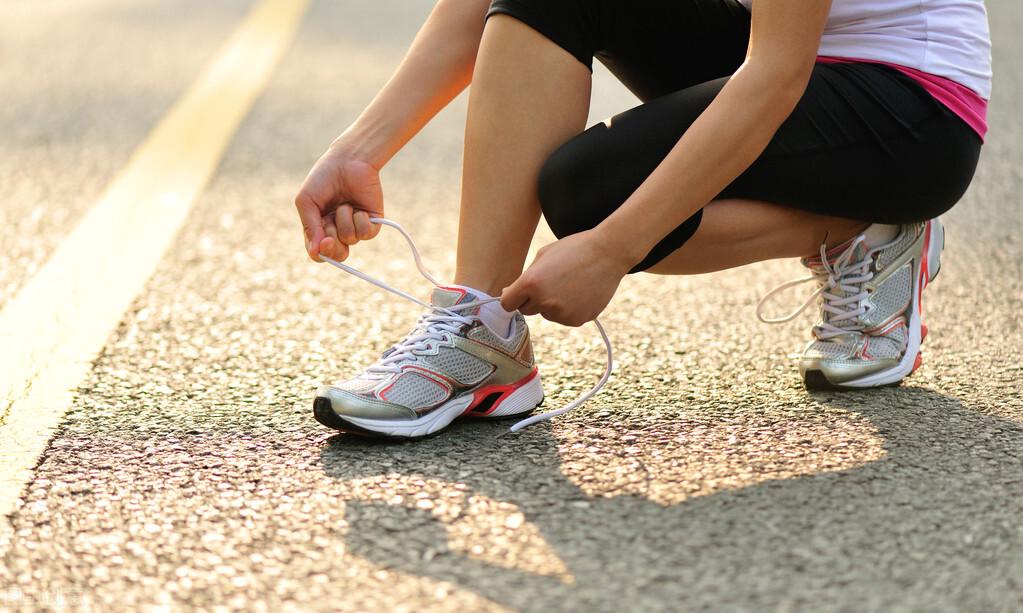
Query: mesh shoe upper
325 287 535 417
799 223 926 374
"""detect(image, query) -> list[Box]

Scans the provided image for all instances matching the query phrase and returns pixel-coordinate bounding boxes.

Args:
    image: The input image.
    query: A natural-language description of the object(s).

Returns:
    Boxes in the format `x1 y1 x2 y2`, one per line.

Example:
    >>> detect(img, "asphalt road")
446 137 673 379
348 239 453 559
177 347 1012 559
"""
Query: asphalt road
1 0 1021 610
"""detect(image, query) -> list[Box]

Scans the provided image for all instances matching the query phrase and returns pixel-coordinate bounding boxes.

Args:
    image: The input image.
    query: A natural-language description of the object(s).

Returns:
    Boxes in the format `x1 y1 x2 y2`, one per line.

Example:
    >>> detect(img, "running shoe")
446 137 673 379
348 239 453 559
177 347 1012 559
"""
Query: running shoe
759 220 944 390
313 286 543 439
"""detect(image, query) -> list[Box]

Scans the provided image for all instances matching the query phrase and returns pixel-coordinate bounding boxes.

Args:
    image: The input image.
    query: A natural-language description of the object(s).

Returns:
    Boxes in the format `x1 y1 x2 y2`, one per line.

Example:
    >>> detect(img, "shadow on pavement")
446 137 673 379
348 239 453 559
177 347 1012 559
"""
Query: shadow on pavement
318 386 1023 611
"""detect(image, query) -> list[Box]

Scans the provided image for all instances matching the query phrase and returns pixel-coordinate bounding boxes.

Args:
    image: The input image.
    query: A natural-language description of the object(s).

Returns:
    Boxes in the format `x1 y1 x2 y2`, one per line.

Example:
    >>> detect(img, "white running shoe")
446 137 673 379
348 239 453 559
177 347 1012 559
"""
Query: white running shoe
759 220 944 390
314 286 543 439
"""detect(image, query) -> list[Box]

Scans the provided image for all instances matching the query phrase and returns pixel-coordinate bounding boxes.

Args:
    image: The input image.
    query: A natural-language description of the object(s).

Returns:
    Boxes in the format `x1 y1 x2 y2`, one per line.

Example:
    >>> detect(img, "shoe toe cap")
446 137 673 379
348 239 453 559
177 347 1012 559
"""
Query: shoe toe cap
800 357 899 388
316 385 419 421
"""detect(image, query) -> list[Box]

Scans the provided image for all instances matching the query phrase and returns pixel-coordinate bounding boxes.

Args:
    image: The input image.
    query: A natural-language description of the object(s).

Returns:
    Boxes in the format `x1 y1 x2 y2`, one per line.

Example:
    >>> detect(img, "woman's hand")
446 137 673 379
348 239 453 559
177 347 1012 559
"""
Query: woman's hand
500 230 635 327
294 143 384 262
292 1 492 264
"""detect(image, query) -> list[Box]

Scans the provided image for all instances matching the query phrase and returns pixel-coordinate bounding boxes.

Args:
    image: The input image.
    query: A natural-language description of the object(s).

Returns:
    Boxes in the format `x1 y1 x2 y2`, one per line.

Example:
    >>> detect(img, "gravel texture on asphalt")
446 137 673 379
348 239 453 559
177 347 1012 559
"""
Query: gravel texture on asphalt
0 0 251 311
1 0 1021 611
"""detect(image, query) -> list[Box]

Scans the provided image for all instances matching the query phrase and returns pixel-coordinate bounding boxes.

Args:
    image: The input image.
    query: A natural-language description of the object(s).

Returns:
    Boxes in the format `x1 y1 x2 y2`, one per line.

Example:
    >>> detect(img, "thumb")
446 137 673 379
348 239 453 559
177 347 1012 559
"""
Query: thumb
500 277 530 312
295 192 327 260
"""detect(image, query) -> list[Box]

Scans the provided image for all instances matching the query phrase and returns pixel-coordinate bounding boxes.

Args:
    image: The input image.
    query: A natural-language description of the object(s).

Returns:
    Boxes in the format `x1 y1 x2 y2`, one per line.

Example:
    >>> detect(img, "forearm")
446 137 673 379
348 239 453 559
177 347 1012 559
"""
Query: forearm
334 0 491 167
596 64 806 266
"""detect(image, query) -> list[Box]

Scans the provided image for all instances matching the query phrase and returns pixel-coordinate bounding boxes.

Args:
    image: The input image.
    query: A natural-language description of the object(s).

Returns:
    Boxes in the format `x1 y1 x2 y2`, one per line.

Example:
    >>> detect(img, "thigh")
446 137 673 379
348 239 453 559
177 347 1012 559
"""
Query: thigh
594 0 751 101
723 62 983 223
539 61 982 271
488 0 751 101
539 77 728 271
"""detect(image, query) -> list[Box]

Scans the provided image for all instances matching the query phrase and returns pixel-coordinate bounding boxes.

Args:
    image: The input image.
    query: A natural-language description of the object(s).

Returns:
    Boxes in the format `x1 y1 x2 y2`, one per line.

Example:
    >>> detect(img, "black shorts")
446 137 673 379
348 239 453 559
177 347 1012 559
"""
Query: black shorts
487 0 983 272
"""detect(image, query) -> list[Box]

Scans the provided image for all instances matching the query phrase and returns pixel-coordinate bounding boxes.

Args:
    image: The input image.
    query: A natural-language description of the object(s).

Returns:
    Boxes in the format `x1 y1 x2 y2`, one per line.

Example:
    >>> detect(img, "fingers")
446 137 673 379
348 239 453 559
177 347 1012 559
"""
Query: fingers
294 192 326 261
318 236 349 262
353 210 378 240
500 277 531 313
313 205 376 263
501 278 589 325
295 199 382 264
334 204 361 245
517 299 542 317
318 214 349 262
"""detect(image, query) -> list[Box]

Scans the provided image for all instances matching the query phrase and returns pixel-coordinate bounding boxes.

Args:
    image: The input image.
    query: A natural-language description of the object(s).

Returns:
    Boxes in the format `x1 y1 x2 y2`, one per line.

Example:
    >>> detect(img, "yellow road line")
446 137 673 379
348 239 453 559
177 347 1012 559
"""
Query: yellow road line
0 0 310 526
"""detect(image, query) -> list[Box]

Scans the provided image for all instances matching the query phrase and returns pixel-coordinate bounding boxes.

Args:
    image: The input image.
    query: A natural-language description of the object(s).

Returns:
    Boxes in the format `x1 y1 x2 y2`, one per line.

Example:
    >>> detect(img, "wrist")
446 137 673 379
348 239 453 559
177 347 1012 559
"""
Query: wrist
329 122 391 170
592 217 653 270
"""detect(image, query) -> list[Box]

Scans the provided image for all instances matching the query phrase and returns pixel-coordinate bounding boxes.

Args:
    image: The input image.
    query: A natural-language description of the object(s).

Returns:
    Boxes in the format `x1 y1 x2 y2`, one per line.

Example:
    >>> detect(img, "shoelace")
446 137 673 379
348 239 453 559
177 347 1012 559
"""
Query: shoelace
367 309 482 375
755 235 875 339
317 218 612 433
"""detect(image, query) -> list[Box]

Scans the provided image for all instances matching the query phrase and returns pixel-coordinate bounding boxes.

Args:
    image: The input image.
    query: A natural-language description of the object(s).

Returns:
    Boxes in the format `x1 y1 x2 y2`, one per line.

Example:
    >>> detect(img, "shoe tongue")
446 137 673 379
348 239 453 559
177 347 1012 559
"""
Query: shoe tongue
379 287 483 362
804 237 868 270
430 286 482 310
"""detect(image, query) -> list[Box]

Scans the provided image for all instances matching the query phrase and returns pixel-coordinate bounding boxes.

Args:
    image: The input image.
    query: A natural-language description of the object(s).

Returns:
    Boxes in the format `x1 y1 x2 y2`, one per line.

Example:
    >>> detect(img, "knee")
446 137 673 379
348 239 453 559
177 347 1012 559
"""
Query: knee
537 136 603 239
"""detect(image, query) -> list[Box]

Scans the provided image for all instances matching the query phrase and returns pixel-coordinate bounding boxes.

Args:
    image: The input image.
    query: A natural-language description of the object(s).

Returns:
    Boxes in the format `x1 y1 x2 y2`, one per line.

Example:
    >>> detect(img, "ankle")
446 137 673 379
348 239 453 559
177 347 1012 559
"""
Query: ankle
807 221 870 256
479 301 516 338
861 223 900 248
445 282 516 337
452 274 516 298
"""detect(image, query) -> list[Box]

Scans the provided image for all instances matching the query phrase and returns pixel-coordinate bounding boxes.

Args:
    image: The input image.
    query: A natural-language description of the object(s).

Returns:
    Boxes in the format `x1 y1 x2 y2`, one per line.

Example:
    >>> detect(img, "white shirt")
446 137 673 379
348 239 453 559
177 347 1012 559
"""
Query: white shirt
737 0 992 98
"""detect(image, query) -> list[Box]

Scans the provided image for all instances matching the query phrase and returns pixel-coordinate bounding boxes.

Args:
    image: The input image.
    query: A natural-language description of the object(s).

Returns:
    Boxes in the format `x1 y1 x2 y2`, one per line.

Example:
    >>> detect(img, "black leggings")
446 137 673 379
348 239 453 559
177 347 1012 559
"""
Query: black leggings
487 0 983 272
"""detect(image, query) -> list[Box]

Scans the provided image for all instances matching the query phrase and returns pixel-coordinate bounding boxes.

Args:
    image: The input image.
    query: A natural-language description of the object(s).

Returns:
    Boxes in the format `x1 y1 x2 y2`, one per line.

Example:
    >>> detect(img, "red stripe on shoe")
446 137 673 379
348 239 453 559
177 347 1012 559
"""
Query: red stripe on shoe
463 368 539 417
919 222 932 316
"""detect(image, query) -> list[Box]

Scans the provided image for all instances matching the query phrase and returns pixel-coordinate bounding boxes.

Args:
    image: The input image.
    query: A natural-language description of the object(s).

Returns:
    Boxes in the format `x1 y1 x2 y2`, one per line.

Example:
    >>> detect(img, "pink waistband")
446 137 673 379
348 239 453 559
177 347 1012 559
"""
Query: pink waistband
817 56 988 141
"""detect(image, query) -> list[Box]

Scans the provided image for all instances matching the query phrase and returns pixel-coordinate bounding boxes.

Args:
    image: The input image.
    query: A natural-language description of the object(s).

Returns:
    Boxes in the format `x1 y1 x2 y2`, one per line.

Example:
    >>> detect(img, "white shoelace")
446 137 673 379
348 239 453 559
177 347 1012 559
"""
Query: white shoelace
755 236 874 339
317 217 612 433
367 309 481 375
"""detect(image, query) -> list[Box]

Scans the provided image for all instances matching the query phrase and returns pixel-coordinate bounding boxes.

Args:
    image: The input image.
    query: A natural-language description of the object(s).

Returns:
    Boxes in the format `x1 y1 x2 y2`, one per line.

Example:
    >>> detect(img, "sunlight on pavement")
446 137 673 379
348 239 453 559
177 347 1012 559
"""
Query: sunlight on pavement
556 410 886 506
1 0 1019 609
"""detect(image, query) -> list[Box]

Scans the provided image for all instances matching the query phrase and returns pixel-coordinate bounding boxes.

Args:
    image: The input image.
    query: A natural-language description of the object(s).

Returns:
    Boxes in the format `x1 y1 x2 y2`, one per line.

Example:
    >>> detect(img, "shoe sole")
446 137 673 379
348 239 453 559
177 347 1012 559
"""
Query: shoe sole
313 370 544 440
805 219 943 391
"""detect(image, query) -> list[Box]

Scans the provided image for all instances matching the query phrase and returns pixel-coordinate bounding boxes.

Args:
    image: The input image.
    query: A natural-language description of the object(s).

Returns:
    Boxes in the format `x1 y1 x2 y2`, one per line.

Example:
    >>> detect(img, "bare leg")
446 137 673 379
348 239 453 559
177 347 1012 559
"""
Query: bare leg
645 199 869 275
453 16 591 296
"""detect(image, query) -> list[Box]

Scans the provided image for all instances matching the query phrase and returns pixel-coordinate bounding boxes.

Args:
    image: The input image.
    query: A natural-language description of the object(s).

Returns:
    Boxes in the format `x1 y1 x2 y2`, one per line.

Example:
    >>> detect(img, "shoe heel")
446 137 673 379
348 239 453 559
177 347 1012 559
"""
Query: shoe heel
926 219 945 284
466 371 544 418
